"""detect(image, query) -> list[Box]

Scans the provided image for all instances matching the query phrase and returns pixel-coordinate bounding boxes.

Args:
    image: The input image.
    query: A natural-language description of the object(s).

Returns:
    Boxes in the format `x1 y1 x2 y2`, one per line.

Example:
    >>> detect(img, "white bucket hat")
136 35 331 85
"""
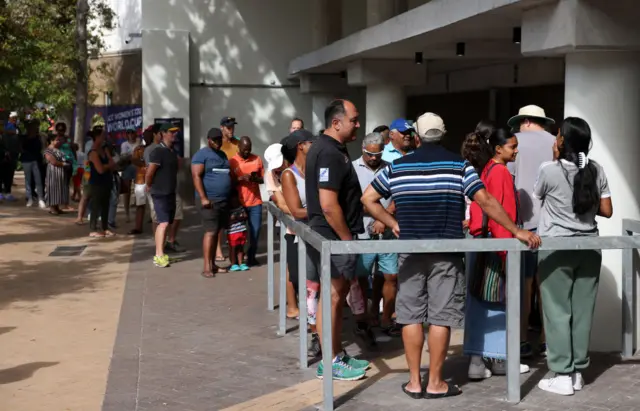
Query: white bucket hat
507 105 555 128
264 143 284 171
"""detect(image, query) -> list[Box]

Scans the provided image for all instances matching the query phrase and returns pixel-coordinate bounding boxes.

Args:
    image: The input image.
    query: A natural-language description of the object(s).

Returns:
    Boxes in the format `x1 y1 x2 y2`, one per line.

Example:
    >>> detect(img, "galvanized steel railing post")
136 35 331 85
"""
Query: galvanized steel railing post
278 223 287 336
622 230 635 358
506 250 522 403
320 241 334 411
267 210 274 311
298 238 308 369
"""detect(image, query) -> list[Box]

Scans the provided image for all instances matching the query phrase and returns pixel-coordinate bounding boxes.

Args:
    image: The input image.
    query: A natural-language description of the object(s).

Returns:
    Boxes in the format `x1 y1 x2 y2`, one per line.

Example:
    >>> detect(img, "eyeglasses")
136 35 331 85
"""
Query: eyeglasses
364 150 383 157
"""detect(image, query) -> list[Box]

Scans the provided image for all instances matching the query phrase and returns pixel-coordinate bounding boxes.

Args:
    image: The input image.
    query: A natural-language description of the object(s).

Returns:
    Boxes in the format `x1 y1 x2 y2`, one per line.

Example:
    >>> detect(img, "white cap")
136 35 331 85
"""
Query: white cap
415 112 446 141
264 143 284 171
9 111 18 118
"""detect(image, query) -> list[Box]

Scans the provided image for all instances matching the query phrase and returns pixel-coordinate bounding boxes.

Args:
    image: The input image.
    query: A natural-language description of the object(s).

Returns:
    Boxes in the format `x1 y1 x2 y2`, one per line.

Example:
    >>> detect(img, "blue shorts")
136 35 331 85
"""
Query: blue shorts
151 193 176 224
356 253 399 277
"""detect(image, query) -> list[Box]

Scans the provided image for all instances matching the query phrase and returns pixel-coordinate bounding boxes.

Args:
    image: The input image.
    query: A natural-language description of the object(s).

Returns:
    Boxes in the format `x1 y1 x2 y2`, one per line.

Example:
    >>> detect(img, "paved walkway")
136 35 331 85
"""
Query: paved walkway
2 174 640 410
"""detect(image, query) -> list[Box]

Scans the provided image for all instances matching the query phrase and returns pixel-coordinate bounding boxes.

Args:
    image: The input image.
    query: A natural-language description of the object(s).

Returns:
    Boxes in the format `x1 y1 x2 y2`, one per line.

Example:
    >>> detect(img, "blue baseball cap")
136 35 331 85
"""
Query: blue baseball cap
389 118 414 133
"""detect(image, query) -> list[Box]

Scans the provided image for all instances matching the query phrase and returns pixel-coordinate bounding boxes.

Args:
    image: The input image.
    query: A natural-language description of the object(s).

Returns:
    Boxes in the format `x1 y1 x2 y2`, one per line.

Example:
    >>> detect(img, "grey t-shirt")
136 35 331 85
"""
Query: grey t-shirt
534 159 610 237
508 130 556 230
353 156 390 239
143 142 159 165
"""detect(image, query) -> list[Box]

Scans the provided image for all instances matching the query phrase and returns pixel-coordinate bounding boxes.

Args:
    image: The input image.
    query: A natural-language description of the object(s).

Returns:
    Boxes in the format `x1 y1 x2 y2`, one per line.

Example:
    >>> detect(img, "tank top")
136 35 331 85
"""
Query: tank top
283 164 306 218
89 149 112 186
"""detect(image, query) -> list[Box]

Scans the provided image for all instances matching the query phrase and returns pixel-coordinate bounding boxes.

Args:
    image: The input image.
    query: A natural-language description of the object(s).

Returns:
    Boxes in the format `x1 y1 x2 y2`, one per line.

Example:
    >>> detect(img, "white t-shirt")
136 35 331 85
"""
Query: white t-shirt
121 140 140 157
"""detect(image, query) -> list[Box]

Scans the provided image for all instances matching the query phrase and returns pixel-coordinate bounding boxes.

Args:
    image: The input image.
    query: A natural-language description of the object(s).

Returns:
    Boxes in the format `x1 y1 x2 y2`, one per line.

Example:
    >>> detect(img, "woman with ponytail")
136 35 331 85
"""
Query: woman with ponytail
462 126 532 379
534 117 612 395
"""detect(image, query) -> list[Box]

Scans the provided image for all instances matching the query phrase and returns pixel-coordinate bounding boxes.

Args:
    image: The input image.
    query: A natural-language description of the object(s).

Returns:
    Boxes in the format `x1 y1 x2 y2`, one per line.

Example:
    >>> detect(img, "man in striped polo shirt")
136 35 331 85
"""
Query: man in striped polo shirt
362 112 540 399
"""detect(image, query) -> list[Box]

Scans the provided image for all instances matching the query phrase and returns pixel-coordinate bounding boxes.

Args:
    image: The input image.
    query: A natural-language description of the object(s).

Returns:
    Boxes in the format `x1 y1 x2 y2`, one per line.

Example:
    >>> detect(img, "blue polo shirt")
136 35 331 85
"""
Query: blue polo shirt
371 143 484 240
191 146 231 202
381 142 403 163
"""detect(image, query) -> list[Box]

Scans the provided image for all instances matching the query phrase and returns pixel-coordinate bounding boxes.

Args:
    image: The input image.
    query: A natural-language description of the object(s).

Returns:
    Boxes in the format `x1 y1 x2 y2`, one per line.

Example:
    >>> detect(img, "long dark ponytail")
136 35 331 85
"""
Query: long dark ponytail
558 117 599 215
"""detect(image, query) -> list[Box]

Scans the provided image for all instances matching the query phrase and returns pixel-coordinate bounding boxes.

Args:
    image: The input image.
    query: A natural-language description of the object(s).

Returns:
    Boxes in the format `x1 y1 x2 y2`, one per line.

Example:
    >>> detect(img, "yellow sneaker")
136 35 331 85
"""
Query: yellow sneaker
153 254 170 268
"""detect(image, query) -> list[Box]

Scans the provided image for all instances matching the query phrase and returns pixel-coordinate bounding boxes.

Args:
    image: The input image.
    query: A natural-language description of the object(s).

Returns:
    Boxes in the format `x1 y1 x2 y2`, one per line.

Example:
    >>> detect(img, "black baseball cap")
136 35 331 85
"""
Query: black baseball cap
207 127 223 139
220 116 237 127
158 123 179 133
285 129 315 148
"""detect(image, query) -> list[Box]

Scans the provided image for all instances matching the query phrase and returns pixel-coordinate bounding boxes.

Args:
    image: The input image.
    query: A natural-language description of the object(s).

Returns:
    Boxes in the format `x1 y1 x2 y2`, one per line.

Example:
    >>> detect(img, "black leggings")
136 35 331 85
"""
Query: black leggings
89 183 112 232
0 159 16 194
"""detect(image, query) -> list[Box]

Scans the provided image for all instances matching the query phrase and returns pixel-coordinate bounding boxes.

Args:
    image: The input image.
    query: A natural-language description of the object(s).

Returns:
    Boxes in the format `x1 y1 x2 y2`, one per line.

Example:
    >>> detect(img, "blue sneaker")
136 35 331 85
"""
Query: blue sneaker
316 357 366 381
239 263 249 271
229 264 242 272
539 342 547 357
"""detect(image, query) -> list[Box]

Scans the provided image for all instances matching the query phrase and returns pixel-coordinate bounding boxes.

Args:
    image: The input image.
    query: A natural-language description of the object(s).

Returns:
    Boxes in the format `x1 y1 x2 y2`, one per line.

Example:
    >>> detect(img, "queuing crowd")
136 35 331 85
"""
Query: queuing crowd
2 99 613 400
266 100 612 400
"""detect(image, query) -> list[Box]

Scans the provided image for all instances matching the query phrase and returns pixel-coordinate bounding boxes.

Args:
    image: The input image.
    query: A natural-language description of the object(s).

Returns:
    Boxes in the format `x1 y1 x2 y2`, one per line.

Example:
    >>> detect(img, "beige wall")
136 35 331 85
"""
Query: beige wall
89 51 142 106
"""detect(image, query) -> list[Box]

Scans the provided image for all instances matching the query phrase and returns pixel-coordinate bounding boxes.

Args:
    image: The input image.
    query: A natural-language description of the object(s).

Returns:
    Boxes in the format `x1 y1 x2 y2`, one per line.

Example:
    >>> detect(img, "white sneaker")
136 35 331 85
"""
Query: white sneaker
468 356 492 380
538 374 574 395
38 200 46 209
26 199 33 207
572 372 584 391
491 359 530 375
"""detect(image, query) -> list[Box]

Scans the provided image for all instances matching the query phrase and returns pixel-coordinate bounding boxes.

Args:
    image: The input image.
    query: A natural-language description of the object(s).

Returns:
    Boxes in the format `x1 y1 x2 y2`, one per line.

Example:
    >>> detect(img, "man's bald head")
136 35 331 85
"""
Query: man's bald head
238 136 252 159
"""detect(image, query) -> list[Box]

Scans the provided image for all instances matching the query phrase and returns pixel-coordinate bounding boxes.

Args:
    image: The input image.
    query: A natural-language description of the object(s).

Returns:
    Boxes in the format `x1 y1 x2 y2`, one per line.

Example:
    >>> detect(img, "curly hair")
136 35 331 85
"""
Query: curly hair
461 132 491 172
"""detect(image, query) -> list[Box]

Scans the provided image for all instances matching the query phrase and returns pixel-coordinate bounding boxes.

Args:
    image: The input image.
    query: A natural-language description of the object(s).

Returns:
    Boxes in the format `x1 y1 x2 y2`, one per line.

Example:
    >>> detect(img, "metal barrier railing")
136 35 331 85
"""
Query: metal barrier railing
265 201 640 411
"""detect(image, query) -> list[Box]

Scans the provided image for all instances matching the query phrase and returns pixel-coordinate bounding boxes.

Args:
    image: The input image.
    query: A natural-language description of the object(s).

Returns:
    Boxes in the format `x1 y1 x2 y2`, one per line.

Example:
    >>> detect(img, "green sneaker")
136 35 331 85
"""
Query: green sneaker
153 254 170 268
341 353 371 370
316 358 366 381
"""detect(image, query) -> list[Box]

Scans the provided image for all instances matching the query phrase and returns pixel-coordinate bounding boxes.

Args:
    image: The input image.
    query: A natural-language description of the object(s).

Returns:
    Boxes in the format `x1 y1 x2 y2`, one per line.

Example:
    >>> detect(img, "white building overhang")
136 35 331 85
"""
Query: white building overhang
288 0 556 76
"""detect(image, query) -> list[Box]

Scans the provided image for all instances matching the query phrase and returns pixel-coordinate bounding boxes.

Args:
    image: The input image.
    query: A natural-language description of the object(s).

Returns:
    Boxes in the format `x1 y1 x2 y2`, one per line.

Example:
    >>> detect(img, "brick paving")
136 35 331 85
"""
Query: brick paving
103 209 640 411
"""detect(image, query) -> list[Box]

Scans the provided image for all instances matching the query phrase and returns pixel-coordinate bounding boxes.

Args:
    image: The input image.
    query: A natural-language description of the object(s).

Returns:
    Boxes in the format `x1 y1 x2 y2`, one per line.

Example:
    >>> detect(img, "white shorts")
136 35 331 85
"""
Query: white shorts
133 184 147 206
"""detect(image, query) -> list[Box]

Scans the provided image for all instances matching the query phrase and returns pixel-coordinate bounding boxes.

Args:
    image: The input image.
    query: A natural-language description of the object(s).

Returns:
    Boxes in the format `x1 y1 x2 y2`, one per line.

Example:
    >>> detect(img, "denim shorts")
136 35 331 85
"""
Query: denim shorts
151 193 176 224
356 253 399 277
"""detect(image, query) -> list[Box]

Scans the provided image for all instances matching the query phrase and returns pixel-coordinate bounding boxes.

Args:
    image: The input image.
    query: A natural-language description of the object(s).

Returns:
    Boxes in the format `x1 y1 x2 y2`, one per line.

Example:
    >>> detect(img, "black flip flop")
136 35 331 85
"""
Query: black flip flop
401 382 424 400
425 381 462 399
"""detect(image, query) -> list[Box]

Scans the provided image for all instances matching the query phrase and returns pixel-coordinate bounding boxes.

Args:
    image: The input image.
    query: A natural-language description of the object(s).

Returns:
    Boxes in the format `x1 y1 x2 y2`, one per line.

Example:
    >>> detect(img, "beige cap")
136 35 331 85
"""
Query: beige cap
415 112 446 141
507 105 555 128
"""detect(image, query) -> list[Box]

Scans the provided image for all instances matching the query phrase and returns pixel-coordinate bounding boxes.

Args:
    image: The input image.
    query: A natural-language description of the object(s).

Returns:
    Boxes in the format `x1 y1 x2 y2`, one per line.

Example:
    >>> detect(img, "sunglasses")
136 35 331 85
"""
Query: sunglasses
364 150 383 157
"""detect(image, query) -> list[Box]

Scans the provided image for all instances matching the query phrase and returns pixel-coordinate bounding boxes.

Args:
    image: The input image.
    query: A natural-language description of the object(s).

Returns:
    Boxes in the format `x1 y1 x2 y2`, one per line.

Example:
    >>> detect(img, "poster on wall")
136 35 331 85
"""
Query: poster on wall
154 118 185 157
74 105 142 148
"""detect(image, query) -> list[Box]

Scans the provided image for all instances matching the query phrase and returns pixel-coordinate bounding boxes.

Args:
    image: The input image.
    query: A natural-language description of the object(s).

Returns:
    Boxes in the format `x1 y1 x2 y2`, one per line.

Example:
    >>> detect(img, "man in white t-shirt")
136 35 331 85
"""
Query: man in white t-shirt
507 104 556 358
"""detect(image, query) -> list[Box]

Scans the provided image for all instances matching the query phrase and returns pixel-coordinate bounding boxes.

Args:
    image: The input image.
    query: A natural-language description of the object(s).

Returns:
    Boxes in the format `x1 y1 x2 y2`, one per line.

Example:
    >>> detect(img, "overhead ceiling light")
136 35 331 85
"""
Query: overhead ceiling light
414 52 423 64
513 27 522 44
456 42 465 57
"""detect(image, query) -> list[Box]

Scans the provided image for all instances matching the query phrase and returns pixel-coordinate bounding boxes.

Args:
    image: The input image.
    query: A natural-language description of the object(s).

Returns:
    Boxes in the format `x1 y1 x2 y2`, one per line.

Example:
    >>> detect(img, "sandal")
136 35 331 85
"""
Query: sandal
89 232 105 238
401 382 424 400
127 229 142 235
104 231 116 237
75 220 86 225
425 381 462 399
201 270 215 278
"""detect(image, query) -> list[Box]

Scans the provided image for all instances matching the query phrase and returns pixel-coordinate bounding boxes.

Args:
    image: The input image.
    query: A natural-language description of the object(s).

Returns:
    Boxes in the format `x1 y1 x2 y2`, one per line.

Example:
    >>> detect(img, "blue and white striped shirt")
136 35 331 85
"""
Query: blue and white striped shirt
371 143 484 240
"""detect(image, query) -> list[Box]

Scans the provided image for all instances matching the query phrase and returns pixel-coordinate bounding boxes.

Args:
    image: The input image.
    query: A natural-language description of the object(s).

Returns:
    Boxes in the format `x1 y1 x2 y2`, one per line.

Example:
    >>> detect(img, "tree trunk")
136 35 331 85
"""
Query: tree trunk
74 0 89 151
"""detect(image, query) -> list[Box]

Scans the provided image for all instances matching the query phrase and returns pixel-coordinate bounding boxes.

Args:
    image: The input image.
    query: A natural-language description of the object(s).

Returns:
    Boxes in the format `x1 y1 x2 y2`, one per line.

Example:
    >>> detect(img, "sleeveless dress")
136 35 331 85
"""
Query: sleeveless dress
44 148 69 206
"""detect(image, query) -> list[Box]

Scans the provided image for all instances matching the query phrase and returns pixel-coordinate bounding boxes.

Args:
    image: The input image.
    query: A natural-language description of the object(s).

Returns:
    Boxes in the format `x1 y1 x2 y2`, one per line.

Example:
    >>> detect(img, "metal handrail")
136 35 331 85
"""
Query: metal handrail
266 202 640 411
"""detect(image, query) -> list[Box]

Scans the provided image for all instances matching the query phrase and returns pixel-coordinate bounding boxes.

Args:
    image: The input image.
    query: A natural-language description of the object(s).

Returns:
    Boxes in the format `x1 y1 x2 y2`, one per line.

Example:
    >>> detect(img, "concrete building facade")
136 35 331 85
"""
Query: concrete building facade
100 0 640 352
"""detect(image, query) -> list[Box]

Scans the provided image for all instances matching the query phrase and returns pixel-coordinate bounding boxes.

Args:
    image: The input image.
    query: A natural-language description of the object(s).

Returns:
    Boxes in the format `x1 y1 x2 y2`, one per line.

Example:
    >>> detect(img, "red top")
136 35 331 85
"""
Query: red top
469 160 518 260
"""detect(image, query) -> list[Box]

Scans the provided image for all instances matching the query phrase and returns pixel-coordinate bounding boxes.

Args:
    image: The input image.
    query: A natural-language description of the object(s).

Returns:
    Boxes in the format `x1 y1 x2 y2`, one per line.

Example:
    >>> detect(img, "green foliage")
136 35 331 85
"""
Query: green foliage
0 0 115 111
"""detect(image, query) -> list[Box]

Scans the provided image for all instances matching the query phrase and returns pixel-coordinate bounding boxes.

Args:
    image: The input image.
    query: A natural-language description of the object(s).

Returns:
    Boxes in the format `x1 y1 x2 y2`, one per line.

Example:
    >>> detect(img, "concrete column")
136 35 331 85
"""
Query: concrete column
142 29 191 156
311 0 329 49
311 94 334 134
365 84 405 134
366 0 396 27
564 51 640 351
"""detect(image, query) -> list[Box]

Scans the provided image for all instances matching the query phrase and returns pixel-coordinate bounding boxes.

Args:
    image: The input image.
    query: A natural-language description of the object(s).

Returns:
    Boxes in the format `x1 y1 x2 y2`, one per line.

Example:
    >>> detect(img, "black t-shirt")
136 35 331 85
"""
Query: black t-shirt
305 134 364 239
149 142 178 195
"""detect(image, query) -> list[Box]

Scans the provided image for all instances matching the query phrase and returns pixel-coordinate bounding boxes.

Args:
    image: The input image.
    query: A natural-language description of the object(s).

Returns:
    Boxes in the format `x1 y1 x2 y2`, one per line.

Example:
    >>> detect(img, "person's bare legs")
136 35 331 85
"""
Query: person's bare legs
426 325 452 394
202 231 215 275
168 218 181 243
316 276 349 357
75 195 89 223
122 180 131 222
286 267 299 317
155 222 169 257
381 274 398 326
216 230 225 260
402 323 425 394
133 205 144 232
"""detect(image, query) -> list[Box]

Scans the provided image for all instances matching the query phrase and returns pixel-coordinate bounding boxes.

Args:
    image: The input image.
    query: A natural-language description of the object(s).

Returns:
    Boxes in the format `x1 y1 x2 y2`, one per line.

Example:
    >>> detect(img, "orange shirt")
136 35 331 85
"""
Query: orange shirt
229 153 264 207
221 138 239 161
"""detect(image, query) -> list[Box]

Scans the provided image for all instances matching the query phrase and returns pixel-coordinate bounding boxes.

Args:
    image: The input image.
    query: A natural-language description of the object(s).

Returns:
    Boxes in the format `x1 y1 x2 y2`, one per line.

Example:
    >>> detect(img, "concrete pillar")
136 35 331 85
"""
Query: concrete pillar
141 29 191 157
564 51 640 351
311 0 329 49
366 0 396 26
365 84 405 134
312 94 334 134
